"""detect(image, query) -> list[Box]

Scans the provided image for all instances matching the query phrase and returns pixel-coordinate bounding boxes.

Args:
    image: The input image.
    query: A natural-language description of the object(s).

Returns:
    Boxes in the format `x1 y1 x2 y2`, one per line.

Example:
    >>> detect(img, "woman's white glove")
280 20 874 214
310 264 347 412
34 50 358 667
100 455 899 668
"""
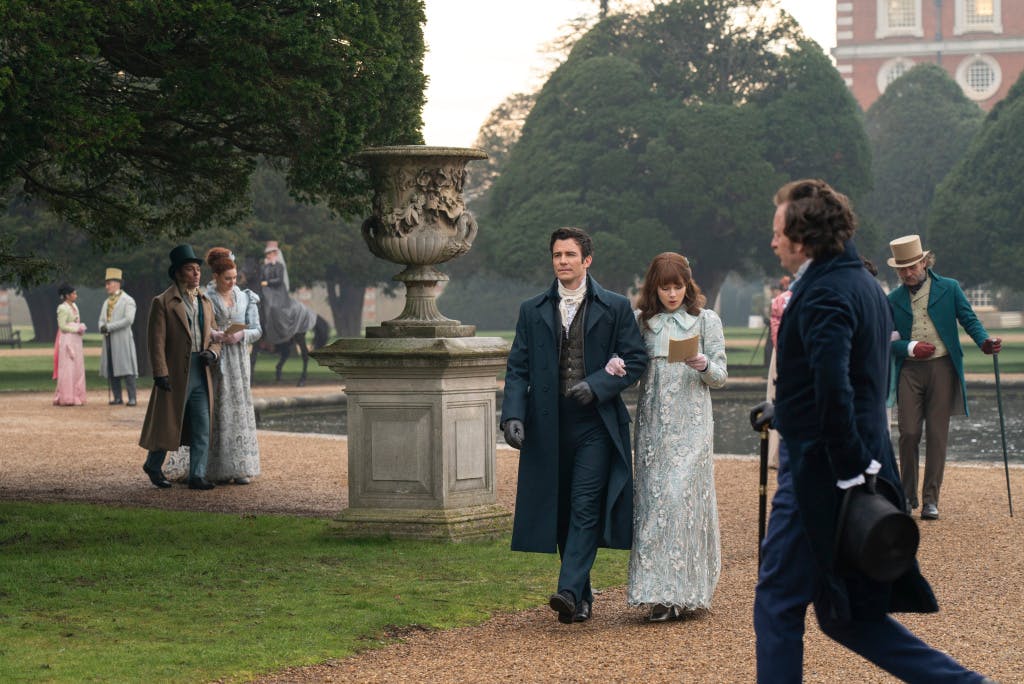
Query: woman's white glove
685 353 709 371
604 354 626 377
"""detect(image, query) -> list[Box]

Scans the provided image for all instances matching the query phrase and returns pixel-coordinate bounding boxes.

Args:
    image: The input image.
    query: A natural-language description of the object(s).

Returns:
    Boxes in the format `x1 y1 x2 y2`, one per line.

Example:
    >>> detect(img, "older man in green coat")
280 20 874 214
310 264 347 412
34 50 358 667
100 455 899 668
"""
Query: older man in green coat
887 235 1001 520
500 227 647 625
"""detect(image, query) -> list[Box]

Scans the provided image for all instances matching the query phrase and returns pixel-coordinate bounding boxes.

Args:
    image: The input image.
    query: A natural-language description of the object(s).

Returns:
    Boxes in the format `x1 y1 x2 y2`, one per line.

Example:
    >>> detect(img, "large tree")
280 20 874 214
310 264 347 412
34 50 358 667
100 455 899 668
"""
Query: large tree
480 0 870 302
928 70 1024 290
860 64 983 270
1 0 426 286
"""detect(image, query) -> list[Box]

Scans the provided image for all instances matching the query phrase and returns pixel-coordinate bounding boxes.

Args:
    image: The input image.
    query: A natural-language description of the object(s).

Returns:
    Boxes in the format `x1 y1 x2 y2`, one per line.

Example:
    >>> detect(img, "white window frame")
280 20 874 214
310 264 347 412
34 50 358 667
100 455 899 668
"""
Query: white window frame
955 54 1002 100
876 0 924 39
877 58 916 95
954 0 1002 36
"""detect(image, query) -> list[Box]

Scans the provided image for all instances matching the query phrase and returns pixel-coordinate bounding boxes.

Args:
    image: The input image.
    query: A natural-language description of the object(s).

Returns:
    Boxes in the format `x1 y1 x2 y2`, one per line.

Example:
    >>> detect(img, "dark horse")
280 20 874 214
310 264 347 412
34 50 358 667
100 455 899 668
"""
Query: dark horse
243 266 330 386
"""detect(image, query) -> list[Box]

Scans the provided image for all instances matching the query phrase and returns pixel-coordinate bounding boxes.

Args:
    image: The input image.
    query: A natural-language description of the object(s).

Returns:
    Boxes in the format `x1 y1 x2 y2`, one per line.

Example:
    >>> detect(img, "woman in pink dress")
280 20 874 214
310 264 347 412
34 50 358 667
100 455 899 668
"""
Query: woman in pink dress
53 283 87 406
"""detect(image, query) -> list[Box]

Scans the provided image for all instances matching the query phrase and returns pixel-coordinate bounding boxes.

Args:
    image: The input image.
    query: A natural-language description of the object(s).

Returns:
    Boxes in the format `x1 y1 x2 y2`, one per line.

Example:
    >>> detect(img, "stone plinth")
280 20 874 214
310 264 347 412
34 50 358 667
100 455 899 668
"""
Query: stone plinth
311 336 511 541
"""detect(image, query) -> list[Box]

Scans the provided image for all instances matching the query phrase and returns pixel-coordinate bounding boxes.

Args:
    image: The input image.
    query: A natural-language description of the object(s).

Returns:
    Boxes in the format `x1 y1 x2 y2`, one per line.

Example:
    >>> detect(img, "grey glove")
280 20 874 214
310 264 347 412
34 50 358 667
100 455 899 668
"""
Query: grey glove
750 400 775 432
199 349 218 367
154 376 171 392
100 324 108 334
567 381 595 405
502 419 525 450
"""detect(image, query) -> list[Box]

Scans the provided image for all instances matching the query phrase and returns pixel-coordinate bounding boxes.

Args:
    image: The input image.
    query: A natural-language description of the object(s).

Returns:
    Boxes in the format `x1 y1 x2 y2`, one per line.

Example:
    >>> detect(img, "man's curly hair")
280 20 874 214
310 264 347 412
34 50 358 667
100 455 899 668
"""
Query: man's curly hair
774 179 857 260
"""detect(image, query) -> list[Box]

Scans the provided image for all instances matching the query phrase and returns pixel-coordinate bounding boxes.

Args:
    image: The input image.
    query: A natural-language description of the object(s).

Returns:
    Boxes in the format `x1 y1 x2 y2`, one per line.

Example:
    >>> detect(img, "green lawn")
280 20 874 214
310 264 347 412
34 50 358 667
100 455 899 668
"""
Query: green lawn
0 502 628 682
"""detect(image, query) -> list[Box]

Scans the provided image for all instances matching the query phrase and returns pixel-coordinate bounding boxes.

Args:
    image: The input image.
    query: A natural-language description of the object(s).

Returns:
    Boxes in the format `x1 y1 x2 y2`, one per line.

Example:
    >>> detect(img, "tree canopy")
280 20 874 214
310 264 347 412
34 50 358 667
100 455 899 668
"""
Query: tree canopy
860 64 983 269
1 0 426 286
928 70 1024 289
479 0 870 301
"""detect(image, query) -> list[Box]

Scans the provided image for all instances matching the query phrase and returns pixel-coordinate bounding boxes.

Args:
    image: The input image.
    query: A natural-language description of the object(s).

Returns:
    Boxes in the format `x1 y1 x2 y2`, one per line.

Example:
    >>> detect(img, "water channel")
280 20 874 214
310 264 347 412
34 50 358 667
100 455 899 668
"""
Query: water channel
256 385 1024 464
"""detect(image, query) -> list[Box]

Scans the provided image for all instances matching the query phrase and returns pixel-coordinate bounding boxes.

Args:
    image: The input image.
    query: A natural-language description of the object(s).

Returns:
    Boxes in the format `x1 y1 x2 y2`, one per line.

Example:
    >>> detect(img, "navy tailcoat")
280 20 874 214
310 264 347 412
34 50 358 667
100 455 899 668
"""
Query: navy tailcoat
774 242 938 621
501 275 648 553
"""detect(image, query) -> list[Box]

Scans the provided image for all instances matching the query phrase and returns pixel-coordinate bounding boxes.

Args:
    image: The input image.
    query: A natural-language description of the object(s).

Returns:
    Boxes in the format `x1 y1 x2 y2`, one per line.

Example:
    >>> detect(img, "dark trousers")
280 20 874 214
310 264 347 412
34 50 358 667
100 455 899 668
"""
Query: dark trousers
897 357 957 507
110 374 137 403
555 396 614 605
145 353 210 480
753 442 984 683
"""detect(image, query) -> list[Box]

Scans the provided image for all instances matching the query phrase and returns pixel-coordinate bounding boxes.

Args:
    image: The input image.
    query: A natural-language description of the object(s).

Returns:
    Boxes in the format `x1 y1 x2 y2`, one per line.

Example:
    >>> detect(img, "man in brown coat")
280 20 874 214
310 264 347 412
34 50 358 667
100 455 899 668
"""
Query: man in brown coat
139 245 221 490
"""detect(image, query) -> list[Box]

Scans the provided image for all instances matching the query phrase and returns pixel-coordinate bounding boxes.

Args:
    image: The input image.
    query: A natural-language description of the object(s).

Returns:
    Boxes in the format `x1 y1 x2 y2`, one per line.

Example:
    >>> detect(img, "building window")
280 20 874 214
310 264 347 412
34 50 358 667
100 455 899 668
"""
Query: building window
877 58 916 94
954 0 1002 35
956 54 1002 100
966 287 992 309
877 0 923 38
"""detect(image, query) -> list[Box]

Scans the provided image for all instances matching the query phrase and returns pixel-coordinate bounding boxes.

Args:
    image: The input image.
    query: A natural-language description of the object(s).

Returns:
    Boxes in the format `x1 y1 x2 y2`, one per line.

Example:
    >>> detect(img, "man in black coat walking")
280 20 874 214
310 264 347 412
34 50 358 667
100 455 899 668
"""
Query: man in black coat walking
752 179 991 682
500 227 647 624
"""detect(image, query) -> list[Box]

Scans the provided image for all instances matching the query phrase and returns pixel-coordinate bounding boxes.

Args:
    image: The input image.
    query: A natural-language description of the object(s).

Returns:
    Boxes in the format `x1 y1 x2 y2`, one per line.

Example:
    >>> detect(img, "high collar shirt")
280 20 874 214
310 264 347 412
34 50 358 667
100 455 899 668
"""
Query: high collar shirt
645 309 700 358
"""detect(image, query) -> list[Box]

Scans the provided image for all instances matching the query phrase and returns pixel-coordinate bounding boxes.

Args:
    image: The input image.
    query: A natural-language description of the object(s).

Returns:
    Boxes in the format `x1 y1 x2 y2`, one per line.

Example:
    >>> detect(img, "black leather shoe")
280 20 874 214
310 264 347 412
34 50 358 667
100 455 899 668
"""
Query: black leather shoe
649 604 673 622
109 399 123 405
549 590 576 624
142 464 172 489
126 400 137 407
573 599 591 622
188 477 216 490
921 503 939 520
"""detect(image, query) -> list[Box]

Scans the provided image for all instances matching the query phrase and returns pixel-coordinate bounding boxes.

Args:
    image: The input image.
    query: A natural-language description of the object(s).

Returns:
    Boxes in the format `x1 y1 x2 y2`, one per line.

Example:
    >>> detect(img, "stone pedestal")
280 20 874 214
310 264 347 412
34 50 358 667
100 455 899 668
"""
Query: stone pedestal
311 336 511 541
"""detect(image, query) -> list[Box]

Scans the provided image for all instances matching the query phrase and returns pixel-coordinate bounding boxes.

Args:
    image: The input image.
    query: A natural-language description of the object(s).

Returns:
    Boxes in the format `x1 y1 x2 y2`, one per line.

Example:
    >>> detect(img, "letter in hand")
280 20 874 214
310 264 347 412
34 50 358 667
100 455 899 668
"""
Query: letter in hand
567 381 595 405
749 401 775 432
912 341 936 359
154 376 172 392
502 419 525 450
199 349 218 367
982 338 1002 355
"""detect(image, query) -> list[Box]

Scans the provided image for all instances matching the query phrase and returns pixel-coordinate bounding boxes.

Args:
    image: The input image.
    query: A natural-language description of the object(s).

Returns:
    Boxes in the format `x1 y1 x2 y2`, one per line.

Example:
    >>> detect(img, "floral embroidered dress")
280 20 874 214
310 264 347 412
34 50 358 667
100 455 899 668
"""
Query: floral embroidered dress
53 302 87 406
627 308 728 610
205 284 262 482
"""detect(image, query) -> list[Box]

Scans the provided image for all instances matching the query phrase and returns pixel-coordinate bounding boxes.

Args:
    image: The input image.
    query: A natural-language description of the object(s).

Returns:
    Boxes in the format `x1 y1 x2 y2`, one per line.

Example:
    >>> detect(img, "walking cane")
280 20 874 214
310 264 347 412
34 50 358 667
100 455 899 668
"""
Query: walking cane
993 353 1014 517
104 329 114 405
758 425 769 566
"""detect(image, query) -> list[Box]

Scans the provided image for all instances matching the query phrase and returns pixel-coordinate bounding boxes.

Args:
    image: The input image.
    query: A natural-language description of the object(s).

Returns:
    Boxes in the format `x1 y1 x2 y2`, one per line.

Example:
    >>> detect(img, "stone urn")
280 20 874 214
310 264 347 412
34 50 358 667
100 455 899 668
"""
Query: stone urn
358 145 488 338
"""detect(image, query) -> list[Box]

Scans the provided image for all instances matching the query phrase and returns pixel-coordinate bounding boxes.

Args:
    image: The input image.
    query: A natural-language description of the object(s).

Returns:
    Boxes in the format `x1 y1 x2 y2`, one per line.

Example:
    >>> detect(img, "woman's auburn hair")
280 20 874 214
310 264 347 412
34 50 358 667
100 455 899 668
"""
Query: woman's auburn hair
636 252 705 330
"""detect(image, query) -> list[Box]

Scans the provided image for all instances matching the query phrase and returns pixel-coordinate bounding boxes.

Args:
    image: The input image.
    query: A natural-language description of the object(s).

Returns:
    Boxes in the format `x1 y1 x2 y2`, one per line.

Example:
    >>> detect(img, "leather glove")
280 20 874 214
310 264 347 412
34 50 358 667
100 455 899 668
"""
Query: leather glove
749 401 775 432
567 381 595 405
199 349 218 367
605 354 626 377
982 338 1002 355
502 419 525 450
911 341 936 359
685 353 709 371
100 324 108 334
154 376 171 392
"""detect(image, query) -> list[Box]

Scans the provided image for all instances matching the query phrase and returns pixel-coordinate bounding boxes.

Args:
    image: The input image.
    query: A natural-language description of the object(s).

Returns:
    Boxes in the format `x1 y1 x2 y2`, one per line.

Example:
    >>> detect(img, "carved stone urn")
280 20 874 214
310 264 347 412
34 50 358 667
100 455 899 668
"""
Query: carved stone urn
359 145 488 338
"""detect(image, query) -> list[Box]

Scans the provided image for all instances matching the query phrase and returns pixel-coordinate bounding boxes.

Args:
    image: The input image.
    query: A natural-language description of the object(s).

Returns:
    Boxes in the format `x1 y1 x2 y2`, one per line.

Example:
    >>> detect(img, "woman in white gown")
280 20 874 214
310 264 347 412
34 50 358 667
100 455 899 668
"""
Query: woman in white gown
204 247 262 484
626 252 728 621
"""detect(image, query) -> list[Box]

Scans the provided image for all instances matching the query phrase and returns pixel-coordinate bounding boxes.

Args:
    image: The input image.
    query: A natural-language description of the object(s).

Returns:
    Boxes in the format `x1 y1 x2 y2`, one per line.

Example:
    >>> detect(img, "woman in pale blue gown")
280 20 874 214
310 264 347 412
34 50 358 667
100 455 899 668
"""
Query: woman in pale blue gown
624 252 728 621
204 247 262 484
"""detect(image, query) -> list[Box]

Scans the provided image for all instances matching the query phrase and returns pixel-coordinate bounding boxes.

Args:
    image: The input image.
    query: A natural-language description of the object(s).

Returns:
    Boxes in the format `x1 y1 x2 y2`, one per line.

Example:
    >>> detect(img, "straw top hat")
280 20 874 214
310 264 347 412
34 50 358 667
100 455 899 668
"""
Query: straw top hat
104 267 123 283
167 244 202 280
264 240 280 254
887 235 930 269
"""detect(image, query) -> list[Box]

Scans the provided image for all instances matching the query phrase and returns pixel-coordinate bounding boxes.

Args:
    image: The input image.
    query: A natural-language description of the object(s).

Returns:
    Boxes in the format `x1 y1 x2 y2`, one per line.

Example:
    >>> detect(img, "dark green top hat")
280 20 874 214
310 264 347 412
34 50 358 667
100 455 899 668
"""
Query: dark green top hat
167 244 203 280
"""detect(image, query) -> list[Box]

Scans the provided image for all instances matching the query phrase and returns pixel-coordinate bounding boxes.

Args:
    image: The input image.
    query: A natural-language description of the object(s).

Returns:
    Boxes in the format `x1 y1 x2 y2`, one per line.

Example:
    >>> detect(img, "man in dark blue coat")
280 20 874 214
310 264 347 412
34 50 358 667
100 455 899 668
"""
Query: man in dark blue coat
752 180 990 682
501 227 647 625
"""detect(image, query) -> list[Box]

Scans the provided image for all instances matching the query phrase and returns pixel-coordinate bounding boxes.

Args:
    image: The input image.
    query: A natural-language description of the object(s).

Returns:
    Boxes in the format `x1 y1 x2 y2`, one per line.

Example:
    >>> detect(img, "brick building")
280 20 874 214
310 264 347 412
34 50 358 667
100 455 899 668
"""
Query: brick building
832 0 1024 110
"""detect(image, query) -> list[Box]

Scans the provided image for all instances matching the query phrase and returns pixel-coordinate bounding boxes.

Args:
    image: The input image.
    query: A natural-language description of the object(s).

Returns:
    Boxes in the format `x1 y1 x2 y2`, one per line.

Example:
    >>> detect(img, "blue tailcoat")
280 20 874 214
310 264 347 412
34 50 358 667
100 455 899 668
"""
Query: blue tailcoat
775 242 938 621
501 275 647 553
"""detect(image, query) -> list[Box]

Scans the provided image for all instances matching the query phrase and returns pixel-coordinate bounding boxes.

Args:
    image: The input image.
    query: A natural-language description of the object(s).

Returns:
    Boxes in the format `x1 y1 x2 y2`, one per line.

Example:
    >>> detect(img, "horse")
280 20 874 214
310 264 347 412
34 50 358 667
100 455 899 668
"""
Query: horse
250 314 329 387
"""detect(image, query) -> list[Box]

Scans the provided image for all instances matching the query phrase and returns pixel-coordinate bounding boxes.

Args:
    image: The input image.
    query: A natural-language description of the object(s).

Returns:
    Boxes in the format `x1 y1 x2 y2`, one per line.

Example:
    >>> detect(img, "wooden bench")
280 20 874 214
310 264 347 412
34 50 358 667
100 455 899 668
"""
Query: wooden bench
0 322 23 348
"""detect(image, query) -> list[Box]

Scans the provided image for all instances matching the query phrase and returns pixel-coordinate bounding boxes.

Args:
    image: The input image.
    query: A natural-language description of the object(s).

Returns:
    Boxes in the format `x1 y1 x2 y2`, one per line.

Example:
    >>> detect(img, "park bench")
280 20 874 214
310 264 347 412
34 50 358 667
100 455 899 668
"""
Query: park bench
0 322 23 348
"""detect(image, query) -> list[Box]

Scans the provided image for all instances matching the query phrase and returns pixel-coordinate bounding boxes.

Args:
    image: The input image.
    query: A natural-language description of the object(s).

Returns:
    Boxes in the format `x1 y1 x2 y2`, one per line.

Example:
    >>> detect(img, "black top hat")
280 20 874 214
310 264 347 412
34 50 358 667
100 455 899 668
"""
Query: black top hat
167 244 202 280
834 474 920 583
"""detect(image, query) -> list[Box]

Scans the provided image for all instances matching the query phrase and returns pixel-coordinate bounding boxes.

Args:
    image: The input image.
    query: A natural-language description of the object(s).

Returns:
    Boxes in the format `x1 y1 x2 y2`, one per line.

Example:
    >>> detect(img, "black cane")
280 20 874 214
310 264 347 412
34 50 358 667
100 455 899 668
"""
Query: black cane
758 425 769 566
993 353 1014 517
104 329 114 404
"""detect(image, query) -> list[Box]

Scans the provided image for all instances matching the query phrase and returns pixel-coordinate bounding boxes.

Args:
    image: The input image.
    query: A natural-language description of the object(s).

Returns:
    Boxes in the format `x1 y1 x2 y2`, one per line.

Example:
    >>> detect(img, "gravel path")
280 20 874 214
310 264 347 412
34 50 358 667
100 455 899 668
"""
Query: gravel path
1 388 1022 682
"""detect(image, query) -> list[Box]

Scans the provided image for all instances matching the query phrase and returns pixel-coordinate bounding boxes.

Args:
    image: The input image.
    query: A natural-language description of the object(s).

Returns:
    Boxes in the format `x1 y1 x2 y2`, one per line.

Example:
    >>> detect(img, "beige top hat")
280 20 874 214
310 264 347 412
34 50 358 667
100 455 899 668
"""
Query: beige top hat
104 267 123 282
887 235 930 269
264 240 279 254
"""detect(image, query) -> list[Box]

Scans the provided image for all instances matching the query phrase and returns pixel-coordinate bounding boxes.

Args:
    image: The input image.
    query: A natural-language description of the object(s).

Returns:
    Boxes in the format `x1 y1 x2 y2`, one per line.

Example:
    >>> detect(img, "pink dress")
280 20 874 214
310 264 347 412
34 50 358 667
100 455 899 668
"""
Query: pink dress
53 302 87 406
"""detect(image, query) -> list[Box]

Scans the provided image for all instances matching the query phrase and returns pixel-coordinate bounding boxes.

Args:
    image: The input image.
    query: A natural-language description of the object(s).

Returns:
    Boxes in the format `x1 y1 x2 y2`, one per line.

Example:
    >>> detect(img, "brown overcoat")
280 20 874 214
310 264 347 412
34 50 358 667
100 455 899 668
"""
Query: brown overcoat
138 285 222 451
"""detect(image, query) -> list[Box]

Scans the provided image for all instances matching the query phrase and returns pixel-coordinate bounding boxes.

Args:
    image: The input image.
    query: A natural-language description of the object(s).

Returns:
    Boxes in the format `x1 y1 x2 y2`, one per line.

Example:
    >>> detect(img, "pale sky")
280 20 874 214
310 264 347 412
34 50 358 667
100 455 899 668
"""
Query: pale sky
422 0 837 147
